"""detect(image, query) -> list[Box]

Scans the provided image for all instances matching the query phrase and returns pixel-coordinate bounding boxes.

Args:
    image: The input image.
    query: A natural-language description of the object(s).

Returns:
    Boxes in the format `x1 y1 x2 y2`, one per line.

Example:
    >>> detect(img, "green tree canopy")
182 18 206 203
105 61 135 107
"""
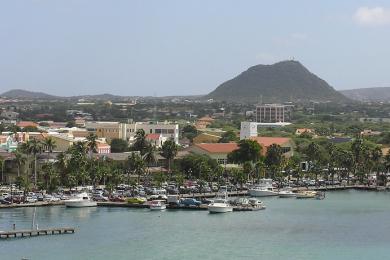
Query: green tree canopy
228 139 262 164
110 138 129 153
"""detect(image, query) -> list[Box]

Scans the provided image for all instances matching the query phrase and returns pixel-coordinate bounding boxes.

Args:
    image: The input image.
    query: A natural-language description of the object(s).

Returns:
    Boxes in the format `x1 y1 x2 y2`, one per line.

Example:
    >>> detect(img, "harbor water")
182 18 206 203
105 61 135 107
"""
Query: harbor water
1 190 390 260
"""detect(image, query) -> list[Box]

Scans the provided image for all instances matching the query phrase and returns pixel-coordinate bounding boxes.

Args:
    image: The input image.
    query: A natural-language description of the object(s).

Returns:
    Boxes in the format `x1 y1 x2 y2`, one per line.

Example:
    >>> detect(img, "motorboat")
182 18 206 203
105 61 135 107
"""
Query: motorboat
208 189 233 213
278 187 297 198
296 190 317 199
149 200 166 210
248 198 266 209
248 179 279 197
208 198 233 213
65 192 97 207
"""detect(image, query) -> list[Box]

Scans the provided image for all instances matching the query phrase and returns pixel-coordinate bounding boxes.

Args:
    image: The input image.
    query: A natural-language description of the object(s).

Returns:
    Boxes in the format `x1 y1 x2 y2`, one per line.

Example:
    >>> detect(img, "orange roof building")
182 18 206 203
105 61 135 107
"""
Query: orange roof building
250 136 294 156
16 121 39 128
190 143 238 165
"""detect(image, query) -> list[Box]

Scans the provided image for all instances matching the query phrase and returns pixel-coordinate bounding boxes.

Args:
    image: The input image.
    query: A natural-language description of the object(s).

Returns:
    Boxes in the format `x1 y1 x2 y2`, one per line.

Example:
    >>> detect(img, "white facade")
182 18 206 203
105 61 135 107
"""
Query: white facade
85 121 179 144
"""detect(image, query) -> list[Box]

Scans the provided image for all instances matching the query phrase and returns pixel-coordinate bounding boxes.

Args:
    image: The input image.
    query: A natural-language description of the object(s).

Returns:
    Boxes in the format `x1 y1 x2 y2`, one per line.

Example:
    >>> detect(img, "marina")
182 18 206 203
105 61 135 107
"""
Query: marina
1 190 390 260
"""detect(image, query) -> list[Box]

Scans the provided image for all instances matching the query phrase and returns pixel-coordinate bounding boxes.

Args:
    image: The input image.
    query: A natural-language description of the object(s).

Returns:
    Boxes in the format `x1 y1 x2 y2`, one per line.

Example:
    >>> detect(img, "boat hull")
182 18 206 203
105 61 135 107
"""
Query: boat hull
248 189 279 197
278 192 297 198
208 205 233 213
150 205 166 210
65 200 97 207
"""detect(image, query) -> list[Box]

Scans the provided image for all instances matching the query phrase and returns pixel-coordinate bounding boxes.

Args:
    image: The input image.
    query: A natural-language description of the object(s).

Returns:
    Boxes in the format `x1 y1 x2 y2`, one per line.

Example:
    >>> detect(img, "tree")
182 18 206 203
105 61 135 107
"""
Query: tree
132 129 148 155
371 146 382 186
264 144 283 180
182 125 198 142
25 139 43 187
86 133 98 157
305 142 322 181
219 130 238 143
143 144 157 174
41 162 58 192
110 138 129 153
43 137 57 158
66 121 76 128
127 153 145 184
0 156 4 184
160 139 178 176
12 149 26 177
228 139 262 164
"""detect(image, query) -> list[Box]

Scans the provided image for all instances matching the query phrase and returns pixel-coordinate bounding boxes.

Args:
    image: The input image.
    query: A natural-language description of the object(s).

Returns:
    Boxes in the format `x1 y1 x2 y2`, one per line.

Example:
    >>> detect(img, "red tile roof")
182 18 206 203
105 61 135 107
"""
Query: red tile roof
195 143 238 153
146 134 161 140
250 137 291 147
16 121 39 128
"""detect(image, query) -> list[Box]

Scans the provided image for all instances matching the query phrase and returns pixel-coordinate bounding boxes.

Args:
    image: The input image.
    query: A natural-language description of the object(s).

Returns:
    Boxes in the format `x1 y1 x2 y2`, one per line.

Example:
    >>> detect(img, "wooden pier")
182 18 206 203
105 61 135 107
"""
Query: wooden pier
0 227 75 239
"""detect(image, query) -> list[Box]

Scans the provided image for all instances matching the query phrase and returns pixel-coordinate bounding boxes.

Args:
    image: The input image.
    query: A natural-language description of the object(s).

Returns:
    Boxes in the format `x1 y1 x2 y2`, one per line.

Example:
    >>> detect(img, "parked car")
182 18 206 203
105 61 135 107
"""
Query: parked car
93 194 109 201
25 196 38 203
179 198 201 207
127 197 147 204
110 195 126 202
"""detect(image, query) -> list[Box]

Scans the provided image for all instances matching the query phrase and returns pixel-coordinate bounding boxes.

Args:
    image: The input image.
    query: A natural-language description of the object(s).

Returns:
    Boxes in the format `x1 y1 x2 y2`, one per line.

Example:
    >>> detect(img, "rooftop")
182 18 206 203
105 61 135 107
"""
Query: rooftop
195 143 238 153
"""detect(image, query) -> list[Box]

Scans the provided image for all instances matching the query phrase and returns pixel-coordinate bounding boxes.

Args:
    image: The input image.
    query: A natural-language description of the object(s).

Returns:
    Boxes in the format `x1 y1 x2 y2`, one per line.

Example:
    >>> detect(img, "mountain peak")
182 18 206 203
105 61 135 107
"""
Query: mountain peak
207 60 349 103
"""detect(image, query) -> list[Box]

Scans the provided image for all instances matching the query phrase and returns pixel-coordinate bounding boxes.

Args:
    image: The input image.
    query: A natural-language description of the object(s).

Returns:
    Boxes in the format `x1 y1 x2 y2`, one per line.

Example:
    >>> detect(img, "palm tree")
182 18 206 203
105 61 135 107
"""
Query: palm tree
133 129 148 155
43 137 57 159
371 146 382 187
25 139 43 187
264 144 283 180
12 149 26 177
55 152 68 185
41 162 58 192
0 156 4 184
160 139 178 178
143 144 157 175
127 153 145 184
305 142 321 181
86 133 98 158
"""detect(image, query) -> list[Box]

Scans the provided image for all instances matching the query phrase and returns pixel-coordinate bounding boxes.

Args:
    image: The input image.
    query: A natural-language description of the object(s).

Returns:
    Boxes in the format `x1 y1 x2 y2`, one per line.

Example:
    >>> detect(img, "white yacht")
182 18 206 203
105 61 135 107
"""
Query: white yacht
208 190 233 213
65 192 97 208
208 198 233 213
248 179 279 197
149 200 167 210
278 187 297 198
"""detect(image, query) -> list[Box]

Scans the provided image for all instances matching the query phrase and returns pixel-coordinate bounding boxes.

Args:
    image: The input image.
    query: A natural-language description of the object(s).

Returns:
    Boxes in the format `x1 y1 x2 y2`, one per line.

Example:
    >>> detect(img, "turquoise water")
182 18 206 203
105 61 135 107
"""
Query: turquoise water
1 190 390 260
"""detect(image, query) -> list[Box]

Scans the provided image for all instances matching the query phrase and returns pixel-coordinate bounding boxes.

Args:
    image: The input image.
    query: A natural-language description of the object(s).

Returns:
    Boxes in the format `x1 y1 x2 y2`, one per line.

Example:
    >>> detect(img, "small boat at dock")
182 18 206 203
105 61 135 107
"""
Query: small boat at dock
208 189 233 213
65 193 97 208
279 187 297 198
248 179 279 197
296 191 317 199
149 200 166 210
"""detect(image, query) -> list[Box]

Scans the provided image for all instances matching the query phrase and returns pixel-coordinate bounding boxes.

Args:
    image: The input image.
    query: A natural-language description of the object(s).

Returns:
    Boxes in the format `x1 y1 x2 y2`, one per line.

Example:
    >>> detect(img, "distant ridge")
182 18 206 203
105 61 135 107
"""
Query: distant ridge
206 60 350 103
1 89 60 99
0 89 201 101
340 87 390 102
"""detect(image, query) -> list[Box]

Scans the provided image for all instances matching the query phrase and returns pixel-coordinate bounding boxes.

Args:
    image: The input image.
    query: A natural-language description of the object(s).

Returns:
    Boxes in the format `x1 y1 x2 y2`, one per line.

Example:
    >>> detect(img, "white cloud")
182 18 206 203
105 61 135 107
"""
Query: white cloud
354 7 390 26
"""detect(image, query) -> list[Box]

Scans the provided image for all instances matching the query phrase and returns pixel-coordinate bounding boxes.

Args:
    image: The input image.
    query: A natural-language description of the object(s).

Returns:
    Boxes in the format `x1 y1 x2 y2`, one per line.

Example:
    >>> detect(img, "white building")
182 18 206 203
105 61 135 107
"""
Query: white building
85 121 179 144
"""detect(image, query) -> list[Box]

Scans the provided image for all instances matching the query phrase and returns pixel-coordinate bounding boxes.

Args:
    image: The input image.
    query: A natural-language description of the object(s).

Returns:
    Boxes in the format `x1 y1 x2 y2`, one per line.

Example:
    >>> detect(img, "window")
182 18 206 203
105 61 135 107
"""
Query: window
155 129 162 134
217 159 227 165
150 129 152 134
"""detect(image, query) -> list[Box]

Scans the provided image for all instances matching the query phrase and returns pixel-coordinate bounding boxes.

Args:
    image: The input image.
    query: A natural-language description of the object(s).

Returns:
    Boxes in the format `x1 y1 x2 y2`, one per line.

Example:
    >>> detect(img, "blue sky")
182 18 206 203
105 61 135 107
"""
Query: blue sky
1 0 390 96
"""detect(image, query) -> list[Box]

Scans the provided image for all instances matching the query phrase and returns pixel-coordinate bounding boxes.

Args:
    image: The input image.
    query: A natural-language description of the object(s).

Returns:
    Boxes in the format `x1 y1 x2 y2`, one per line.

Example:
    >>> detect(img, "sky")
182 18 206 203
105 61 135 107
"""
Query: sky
1 0 390 96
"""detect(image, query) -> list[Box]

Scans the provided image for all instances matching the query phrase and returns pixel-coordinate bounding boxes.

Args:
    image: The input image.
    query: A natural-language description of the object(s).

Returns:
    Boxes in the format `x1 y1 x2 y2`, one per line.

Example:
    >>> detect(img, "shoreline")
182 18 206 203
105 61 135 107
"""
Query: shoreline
0 185 386 209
